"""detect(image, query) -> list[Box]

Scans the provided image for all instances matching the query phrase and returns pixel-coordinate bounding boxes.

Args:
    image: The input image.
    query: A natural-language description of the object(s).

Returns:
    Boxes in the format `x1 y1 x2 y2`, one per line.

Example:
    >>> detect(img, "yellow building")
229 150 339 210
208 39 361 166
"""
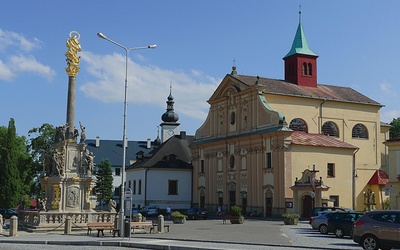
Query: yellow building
190 15 389 218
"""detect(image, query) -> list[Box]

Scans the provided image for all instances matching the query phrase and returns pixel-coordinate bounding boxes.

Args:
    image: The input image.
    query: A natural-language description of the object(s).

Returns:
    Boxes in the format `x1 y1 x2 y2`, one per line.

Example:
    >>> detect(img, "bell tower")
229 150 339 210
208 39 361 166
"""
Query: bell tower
283 10 318 87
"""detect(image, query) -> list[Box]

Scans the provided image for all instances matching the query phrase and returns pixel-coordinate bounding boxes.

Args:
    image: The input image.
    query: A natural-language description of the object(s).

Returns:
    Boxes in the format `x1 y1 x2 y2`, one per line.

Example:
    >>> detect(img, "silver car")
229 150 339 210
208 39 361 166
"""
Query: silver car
353 210 400 250
310 211 337 234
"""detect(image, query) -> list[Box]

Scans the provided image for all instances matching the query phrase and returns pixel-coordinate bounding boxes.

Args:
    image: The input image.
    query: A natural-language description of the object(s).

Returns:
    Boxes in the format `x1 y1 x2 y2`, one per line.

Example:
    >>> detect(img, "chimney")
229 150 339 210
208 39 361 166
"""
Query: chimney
180 131 186 140
147 138 151 149
95 136 100 148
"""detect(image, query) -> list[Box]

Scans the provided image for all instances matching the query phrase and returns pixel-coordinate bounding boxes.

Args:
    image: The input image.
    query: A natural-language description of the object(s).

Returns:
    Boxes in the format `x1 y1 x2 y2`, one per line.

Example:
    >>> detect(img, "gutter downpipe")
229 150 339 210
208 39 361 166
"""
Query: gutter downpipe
319 99 326 133
352 148 360 210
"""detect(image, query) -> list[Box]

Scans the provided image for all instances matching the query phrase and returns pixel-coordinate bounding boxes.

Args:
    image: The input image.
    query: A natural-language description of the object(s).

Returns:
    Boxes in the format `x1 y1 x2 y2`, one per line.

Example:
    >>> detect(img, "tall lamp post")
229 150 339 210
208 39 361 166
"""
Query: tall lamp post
97 32 156 234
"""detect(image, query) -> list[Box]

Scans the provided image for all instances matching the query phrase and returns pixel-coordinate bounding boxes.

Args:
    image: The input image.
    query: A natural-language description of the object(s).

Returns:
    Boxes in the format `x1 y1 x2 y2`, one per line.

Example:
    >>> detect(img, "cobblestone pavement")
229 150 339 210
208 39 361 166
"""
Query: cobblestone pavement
0 219 368 249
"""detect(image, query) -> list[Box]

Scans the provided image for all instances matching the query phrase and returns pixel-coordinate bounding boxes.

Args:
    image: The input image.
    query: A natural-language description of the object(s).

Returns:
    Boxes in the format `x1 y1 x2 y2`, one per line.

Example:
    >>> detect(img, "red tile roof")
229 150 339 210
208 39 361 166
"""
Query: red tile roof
291 131 358 149
368 170 389 185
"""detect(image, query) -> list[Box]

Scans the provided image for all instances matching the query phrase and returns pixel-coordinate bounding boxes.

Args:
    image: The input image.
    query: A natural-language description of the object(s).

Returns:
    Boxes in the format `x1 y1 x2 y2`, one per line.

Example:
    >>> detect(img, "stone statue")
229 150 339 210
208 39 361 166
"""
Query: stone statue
38 197 47 211
79 122 86 143
109 199 117 212
51 150 64 176
84 149 95 175
74 128 79 141
55 123 69 142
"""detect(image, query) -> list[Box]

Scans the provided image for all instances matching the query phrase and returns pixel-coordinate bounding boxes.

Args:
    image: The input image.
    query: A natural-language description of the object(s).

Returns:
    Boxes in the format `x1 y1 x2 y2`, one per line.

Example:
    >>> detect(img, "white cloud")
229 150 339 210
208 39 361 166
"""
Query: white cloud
0 59 14 81
9 55 56 81
380 81 396 97
0 28 42 52
80 51 220 121
381 110 400 123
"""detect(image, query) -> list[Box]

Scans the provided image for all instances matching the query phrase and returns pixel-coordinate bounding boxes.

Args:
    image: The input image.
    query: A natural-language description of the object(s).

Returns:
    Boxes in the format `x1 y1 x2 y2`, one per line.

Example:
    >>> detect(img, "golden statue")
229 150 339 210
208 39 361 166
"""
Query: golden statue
65 31 81 76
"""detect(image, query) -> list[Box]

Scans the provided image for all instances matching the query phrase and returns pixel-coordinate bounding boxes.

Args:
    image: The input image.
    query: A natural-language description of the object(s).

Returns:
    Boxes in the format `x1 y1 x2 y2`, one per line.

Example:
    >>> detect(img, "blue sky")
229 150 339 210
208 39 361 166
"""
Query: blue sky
1 1 400 141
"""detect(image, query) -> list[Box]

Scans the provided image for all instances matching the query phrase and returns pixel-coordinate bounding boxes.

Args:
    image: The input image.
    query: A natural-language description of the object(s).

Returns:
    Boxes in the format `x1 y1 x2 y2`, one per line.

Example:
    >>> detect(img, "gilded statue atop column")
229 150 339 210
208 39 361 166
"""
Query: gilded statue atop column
65 31 81 77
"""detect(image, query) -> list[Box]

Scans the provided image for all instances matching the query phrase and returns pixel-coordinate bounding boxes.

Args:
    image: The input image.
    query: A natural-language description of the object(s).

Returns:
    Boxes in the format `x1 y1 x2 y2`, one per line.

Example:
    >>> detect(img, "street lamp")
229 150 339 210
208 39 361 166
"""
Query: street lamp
97 32 156 235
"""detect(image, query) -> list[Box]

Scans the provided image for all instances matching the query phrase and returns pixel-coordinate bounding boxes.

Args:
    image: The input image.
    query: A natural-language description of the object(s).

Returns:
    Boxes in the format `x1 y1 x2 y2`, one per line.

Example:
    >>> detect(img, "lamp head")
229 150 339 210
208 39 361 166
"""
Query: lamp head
97 32 106 39
148 44 157 49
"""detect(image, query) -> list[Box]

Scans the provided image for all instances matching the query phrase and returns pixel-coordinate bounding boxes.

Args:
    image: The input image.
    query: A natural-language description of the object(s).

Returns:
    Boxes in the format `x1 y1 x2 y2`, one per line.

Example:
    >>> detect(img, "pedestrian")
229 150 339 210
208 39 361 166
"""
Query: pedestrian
166 206 171 219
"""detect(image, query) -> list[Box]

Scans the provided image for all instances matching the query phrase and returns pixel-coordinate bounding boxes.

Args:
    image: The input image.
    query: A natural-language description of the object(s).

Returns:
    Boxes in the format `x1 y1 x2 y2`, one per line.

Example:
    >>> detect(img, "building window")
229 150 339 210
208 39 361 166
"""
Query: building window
128 180 131 189
308 63 312 75
138 180 142 195
352 123 368 139
200 160 205 173
230 111 236 125
289 118 308 132
322 121 339 137
330 195 339 207
114 186 121 196
133 180 136 194
115 167 121 176
303 62 307 75
168 180 178 195
327 163 335 177
266 152 272 168
229 155 235 169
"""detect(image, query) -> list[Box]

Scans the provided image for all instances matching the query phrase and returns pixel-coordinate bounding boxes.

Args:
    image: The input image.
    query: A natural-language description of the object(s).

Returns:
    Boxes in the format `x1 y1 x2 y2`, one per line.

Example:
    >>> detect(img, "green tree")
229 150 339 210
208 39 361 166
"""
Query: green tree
95 159 114 205
0 118 33 208
27 123 56 199
389 117 400 139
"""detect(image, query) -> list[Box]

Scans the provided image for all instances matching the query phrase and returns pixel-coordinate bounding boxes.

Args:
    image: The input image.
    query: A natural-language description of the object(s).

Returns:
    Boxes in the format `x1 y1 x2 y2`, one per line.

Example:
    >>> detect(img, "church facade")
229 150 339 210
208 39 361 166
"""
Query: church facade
189 14 389 218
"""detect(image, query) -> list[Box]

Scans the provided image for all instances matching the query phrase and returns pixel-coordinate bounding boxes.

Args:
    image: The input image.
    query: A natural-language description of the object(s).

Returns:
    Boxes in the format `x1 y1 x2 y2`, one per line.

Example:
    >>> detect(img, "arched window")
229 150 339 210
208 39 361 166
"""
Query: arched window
352 123 368 139
302 62 307 75
322 121 339 137
229 155 235 169
230 111 236 125
308 63 312 76
289 118 308 132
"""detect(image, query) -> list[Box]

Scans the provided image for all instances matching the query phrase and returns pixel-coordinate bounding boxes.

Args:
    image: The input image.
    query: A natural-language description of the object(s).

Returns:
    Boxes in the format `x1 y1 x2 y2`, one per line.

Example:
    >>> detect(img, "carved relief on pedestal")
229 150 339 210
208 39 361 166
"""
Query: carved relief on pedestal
52 184 61 209
67 186 80 208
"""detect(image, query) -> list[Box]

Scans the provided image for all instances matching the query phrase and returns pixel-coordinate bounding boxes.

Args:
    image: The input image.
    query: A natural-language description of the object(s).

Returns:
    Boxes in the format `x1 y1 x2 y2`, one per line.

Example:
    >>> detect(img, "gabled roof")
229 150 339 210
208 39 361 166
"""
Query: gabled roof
127 134 194 170
368 170 389 185
291 131 358 149
230 75 382 106
85 139 155 167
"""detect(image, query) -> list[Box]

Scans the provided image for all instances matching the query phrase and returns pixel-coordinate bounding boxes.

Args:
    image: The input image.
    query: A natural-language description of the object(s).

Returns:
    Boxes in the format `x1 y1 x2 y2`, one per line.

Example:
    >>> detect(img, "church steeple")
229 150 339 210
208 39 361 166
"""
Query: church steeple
283 9 318 87
160 85 180 142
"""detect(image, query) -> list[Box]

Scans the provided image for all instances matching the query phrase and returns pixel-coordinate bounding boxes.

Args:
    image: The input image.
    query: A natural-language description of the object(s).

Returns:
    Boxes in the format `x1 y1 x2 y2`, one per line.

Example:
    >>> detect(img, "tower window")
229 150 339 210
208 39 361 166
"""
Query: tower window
308 63 312 75
303 62 307 75
289 118 308 132
352 123 368 139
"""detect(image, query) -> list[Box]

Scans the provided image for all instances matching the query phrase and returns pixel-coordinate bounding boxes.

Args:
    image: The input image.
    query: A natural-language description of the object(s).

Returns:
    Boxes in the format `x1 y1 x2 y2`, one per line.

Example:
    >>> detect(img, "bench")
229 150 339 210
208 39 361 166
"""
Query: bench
87 222 120 237
151 220 170 232
130 221 153 234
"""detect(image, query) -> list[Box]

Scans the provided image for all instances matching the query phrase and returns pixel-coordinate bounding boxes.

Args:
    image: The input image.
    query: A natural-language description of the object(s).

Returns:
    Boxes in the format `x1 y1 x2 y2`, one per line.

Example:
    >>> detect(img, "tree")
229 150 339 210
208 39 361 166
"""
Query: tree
95 159 114 205
0 118 33 208
389 117 400 139
27 123 56 199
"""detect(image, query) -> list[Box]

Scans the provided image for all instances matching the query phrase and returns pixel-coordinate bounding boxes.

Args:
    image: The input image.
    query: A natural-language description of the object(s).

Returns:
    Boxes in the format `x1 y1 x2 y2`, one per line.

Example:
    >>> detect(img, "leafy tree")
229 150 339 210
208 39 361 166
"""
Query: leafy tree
95 159 114 205
389 117 400 139
0 118 33 208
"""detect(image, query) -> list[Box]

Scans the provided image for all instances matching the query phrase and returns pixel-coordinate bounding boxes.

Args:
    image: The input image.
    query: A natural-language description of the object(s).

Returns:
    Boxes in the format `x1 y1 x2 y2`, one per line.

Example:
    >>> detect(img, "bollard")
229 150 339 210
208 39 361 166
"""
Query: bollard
157 214 164 233
9 215 18 236
124 220 130 237
64 216 72 234
0 214 3 234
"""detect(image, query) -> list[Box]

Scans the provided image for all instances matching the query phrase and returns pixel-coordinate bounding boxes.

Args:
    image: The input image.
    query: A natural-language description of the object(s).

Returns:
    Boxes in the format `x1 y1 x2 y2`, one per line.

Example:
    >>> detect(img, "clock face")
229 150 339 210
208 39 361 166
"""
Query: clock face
168 130 175 136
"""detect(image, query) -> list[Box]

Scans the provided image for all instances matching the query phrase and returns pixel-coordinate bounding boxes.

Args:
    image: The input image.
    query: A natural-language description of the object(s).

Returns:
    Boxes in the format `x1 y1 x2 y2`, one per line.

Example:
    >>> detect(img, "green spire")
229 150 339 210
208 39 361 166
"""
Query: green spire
284 10 318 58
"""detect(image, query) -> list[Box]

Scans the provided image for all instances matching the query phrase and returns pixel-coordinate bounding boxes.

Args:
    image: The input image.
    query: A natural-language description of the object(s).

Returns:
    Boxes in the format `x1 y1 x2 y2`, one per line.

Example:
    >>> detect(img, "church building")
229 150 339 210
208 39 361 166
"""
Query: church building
189 12 389 218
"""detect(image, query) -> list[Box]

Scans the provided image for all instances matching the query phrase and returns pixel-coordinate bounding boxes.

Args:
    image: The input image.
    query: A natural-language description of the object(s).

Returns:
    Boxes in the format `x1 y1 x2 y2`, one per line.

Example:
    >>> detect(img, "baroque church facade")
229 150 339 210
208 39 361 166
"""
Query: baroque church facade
189 14 389 218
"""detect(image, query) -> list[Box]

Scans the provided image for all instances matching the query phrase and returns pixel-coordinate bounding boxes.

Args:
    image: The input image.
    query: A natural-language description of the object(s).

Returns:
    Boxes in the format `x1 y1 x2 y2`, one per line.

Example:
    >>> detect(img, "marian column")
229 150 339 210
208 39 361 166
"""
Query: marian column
65 31 81 140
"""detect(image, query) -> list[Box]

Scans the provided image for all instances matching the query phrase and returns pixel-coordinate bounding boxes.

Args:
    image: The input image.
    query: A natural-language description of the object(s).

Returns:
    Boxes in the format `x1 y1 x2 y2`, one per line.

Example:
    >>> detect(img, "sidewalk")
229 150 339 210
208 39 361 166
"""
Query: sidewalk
0 219 360 250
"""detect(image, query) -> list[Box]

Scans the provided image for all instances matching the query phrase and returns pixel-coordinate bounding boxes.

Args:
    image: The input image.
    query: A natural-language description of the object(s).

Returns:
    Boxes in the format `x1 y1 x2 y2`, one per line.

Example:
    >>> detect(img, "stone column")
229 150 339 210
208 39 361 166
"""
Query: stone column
9 215 18 236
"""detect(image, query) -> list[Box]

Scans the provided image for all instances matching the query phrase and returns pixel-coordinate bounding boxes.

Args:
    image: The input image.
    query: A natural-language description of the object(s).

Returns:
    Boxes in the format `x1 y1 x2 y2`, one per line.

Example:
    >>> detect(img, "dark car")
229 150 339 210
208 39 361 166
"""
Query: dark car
0 209 18 219
140 206 159 217
327 211 363 238
353 210 400 250
310 211 338 234
184 207 208 220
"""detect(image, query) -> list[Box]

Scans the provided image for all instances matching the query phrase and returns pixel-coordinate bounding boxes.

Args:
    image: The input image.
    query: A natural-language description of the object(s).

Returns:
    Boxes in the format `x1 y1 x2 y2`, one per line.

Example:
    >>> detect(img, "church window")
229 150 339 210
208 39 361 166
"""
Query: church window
308 63 312 75
138 179 142 194
327 163 335 177
168 180 178 195
229 155 235 169
303 62 307 75
200 160 205 173
266 152 272 169
322 121 339 137
352 123 368 139
289 118 308 132
230 111 236 125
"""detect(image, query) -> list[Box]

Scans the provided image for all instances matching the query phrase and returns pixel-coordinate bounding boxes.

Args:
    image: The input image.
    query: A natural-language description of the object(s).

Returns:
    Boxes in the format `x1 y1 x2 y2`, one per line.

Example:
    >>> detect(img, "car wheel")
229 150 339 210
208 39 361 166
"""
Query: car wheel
362 235 379 250
319 224 328 234
334 228 344 238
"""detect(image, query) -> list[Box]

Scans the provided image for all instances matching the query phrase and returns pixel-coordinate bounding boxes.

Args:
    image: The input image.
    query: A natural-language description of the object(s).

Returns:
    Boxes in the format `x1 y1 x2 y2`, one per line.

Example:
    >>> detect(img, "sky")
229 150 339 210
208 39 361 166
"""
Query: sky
1 1 400 142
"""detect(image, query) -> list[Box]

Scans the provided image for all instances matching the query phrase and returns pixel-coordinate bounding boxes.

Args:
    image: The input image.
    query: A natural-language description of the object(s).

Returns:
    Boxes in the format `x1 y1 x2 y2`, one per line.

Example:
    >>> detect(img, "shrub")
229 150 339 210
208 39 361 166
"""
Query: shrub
230 205 242 216
171 211 187 219
282 213 300 219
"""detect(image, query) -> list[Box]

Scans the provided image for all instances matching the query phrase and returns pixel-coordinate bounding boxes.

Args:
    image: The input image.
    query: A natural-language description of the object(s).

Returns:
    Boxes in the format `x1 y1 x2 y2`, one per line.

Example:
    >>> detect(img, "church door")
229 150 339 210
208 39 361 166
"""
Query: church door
302 195 313 218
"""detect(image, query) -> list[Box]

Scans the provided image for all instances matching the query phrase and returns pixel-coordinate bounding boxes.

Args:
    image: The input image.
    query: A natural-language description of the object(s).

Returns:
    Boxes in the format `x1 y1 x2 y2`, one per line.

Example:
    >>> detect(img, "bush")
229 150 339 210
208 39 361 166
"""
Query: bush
282 213 300 219
171 211 187 219
230 205 242 216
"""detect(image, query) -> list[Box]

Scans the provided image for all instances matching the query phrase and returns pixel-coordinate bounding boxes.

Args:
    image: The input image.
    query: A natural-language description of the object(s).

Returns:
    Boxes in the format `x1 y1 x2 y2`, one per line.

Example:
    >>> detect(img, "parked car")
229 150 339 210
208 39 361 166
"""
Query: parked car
327 211 364 238
310 211 337 234
132 207 140 215
140 206 159 216
309 207 349 223
184 207 208 220
353 210 400 250
0 209 18 219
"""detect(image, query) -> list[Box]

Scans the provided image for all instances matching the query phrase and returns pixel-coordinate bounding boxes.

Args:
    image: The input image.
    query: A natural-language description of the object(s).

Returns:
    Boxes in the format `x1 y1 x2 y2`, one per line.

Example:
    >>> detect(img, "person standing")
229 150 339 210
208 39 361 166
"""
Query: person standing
166 206 171 219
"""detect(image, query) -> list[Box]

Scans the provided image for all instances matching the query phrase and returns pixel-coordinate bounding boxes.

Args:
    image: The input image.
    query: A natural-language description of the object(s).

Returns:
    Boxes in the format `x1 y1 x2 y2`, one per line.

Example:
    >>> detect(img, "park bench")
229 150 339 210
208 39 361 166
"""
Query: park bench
87 222 120 237
130 221 153 234
151 219 170 232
